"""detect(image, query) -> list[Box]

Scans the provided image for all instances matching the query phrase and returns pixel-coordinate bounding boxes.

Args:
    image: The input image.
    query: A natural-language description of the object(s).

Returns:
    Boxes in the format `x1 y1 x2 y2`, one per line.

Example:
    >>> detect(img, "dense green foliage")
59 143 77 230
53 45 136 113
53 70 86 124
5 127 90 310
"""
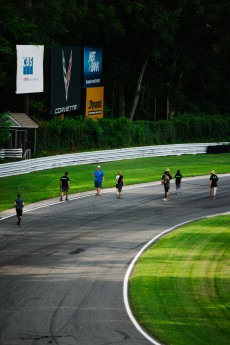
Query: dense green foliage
36 114 230 154
0 112 11 148
0 1 230 119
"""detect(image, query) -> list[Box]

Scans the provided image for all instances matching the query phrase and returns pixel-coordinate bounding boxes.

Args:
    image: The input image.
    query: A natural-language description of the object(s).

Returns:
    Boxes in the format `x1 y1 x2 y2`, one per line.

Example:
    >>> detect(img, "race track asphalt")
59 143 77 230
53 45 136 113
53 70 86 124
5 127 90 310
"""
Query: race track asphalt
0 175 229 345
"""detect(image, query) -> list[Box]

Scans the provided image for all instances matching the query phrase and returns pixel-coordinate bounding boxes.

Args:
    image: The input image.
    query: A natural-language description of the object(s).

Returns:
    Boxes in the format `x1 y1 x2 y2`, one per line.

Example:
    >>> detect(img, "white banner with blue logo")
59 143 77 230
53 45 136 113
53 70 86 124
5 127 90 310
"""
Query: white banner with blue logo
83 47 102 88
16 45 44 94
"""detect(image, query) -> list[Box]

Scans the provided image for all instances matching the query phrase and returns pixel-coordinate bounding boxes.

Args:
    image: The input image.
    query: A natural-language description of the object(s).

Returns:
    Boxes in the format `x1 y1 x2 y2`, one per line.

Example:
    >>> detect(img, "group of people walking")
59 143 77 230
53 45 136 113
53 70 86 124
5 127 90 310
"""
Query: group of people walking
93 166 124 198
58 166 124 200
161 168 183 201
161 168 218 201
14 166 218 225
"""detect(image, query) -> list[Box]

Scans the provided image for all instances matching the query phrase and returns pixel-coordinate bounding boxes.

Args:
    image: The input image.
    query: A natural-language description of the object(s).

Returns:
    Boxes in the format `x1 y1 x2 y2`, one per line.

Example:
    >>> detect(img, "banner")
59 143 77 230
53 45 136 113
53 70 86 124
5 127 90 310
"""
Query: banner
51 46 81 115
83 47 102 88
85 86 104 119
16 45 44 94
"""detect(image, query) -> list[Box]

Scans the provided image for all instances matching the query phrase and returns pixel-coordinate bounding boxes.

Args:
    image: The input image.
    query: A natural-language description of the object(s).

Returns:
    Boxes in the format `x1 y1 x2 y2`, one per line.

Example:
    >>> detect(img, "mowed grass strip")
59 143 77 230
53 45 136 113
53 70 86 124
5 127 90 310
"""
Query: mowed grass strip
129 215 230 345
1 153 229 211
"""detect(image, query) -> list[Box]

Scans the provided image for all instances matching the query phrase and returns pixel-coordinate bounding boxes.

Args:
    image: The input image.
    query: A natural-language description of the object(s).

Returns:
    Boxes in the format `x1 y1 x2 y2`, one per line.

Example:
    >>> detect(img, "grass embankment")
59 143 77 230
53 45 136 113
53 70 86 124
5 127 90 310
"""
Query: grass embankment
129 215 230 345
0 153 229 211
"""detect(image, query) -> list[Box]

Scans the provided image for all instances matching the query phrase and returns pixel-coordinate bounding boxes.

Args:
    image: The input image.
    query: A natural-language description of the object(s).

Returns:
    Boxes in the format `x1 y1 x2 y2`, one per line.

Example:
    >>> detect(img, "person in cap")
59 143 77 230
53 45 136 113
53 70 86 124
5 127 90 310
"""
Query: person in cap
210 170 218 199
161 168 172 201
93 165 104 195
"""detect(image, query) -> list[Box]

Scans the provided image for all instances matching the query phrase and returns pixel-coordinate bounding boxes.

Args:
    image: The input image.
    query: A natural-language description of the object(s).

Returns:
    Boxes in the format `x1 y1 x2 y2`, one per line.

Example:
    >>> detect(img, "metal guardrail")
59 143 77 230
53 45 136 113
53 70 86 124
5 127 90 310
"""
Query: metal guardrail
0 148 23 159
0 142 228 178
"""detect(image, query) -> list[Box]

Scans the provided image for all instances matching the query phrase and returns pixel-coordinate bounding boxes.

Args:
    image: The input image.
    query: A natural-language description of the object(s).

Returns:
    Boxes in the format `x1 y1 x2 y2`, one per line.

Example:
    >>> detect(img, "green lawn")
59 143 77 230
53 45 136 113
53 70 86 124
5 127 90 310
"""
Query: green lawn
0 153 229 211
129 215 230 345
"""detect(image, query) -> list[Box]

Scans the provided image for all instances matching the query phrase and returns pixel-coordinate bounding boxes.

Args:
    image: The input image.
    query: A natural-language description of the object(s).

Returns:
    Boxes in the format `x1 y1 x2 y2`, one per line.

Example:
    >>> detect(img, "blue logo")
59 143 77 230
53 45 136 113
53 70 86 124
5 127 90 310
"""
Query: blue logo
23 57 33 75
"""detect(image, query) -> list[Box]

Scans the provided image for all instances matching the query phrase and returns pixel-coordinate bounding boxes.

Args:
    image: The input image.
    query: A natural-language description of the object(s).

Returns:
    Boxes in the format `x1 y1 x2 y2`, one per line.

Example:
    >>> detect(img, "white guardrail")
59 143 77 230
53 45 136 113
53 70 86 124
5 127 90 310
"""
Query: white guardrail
0 142 228 178
0 148 23 159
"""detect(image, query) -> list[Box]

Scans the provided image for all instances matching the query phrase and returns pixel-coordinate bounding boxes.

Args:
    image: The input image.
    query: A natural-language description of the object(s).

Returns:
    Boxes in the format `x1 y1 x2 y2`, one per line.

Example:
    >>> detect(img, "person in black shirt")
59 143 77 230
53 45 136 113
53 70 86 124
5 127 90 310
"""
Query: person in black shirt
117 171 124 199
60 172 70 201
174 170 183 194
210 170 218 199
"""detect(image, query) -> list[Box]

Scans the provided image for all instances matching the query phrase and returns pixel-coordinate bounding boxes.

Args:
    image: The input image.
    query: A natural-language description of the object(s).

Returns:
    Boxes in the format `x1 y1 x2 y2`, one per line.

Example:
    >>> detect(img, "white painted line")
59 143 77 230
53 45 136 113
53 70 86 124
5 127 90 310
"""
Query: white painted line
0 182 164 221
1 174 229 221
123 211 230 344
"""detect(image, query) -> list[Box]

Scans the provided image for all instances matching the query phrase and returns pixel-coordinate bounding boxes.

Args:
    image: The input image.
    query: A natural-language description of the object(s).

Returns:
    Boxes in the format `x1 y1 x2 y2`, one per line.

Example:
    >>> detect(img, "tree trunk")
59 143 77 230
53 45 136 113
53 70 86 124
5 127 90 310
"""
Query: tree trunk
129 54 150 121
118 79 125 116
111 78 116 118
154 96 157 122
26 0 32 10
166 94 170 120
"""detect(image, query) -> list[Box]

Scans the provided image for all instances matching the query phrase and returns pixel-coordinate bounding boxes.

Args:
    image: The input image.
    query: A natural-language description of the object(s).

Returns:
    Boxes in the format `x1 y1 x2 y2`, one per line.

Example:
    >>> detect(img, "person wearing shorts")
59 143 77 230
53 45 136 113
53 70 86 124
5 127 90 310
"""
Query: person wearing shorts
60 172 70 201
93 165 104 195
117 171 124 199
14 193 24 225
161 168 172 201
210 170 218 199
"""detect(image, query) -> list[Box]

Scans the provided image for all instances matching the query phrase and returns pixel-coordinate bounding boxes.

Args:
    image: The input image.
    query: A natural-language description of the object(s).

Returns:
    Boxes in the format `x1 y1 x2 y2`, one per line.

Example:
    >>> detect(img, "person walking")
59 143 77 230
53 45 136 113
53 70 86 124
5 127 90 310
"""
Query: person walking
14 193 24 225
210 170 218 199
60 171 70 201
115 172 120 196
116 171 124 199
93 165 104 195
161 168 172 201
174 169 183 194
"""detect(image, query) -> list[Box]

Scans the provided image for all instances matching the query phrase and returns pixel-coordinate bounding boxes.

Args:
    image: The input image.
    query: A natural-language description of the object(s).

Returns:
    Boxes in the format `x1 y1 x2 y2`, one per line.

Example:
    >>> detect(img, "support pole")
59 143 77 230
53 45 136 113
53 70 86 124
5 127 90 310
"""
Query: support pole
24 94 29 115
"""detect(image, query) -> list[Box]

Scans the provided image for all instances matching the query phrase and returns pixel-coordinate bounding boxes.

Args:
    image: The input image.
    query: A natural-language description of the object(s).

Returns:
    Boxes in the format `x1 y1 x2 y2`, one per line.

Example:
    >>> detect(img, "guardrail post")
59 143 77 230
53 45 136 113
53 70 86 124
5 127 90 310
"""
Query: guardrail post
23 149 31 160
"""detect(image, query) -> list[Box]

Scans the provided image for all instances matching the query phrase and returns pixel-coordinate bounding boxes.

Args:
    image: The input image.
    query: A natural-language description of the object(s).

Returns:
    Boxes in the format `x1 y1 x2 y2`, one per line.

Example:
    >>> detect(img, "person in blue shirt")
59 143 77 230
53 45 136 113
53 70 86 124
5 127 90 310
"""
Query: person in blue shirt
93 165 104 195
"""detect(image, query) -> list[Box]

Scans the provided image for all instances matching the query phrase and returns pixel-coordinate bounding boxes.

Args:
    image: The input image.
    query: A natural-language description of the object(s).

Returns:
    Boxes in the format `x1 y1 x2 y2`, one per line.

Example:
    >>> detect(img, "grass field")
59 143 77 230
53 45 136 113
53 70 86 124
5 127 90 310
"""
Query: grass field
129 215 230 345
0 153 229 211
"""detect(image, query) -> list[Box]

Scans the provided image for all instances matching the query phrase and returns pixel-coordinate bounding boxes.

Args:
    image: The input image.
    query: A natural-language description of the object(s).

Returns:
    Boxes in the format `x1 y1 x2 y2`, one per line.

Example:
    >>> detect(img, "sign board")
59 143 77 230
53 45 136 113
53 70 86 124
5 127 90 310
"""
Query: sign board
85 87 104 119
16 45 44 94
51 46 81 115
83 47 102 88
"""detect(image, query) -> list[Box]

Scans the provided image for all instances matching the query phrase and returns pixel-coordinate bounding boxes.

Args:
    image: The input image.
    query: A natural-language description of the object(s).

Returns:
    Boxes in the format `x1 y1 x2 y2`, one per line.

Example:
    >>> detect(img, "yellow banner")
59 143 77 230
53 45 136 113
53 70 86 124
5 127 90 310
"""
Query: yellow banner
85 86 104 119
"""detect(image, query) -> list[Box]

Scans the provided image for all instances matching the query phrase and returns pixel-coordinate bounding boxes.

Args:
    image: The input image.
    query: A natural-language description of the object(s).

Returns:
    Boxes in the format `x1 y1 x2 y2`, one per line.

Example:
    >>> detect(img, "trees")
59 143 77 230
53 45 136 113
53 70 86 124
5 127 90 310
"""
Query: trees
0 0 230 120
0 1 38 112
0 112 11 148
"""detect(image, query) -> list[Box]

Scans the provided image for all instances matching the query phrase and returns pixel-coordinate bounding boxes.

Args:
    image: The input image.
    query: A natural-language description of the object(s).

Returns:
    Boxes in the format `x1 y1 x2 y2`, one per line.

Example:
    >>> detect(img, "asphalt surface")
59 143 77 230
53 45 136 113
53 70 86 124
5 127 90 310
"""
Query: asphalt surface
0 175 229 345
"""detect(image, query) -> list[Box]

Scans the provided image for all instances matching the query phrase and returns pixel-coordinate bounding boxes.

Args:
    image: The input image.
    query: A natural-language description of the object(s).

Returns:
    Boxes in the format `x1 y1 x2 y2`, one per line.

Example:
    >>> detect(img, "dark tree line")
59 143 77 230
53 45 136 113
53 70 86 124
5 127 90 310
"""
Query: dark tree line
1 0 230 121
